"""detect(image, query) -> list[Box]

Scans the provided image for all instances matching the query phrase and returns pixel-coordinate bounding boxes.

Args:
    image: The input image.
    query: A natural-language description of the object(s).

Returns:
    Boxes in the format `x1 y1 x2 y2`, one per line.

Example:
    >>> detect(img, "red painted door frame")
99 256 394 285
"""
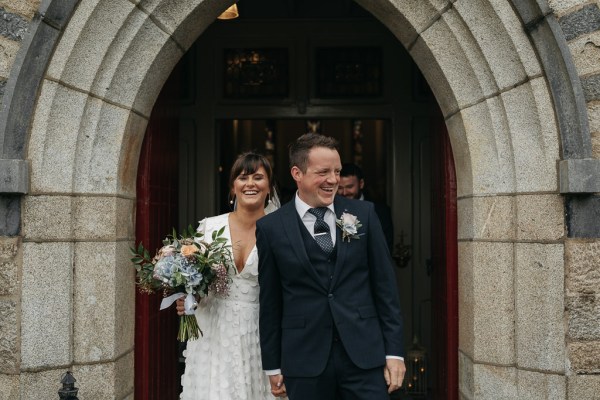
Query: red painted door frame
431 110 459 400
134 84 181 399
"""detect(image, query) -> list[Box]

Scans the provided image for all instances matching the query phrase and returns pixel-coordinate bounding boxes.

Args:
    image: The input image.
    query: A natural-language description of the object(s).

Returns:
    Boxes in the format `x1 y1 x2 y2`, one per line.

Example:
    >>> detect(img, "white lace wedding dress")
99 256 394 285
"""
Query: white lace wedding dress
180 213 271 400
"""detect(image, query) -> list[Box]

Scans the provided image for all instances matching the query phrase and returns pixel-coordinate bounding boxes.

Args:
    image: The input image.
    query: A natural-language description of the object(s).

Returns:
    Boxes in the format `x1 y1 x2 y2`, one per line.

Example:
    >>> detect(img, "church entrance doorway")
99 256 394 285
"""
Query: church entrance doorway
134 4 458 399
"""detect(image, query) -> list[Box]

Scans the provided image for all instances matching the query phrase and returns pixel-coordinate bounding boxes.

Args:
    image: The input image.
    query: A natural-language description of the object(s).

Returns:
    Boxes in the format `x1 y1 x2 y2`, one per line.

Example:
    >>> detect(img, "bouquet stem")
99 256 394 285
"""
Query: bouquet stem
178 314 202 342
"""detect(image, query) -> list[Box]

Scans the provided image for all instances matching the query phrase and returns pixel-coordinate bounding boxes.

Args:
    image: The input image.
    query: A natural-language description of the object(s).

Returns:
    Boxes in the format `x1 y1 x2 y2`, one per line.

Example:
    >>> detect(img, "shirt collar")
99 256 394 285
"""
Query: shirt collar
294 192 335 217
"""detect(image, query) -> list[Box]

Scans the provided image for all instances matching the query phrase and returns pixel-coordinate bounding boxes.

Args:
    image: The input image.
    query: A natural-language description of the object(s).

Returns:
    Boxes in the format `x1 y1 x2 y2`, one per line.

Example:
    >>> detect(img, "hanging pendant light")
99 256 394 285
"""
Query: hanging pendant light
218 3 239 20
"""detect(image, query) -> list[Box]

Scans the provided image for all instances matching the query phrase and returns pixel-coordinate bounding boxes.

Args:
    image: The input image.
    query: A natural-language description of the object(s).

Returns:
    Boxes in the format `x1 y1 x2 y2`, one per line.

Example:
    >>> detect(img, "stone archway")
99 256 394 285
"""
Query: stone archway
1 0 596 398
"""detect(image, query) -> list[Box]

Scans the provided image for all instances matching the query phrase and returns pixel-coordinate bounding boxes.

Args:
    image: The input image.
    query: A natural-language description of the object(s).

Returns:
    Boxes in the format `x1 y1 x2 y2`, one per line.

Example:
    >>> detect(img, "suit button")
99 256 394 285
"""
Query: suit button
328 293 333 299
329 275 333 280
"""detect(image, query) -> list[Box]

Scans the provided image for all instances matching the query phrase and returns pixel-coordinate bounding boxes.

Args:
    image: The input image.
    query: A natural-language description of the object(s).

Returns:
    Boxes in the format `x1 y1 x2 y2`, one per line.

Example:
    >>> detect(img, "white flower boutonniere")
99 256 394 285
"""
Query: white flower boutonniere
336 212 362 242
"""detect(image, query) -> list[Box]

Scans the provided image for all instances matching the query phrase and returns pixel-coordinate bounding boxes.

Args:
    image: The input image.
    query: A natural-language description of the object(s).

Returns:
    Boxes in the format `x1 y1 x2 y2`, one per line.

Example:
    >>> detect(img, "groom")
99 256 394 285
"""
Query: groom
257 133 405 399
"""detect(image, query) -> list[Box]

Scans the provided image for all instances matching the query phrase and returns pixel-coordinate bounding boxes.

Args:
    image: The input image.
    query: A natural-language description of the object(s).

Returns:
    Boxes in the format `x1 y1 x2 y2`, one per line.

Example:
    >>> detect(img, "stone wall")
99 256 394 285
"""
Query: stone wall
0 1 598 399
554 1 600 396
0 3 39 399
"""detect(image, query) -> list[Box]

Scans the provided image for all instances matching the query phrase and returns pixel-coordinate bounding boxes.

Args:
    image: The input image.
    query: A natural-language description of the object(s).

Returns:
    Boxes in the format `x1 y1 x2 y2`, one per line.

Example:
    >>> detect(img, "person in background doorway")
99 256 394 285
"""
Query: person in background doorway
338 163 394 251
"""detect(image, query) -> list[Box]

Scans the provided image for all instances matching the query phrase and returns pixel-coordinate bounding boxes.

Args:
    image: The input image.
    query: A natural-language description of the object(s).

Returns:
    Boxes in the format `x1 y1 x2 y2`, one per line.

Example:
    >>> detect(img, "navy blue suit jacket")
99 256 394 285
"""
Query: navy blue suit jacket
257 195 404 377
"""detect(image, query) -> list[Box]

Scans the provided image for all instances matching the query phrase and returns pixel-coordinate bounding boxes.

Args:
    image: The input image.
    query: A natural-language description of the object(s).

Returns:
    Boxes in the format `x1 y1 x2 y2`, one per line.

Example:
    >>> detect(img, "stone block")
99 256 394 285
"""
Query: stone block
28 80 86 193
48 0 185 115
568 340 600 373
458 243 474 359
516 369 566 399
411 36 460 118
558 3 600 41
590 101 600 135
458 351 474 399
454 0 530 91
73 241 118 362
116 198 135 240
138 0 213 50
560 158 600 193
0 373 19 400
448 97 516 195
582 73 600 102
46 0 137 92
430 8 497 104
515 244 565 372
21 195 72 240
73 241 135 363
566 195 600 238
73 350 134 400
457 196 516 241
548 0 587 15
0 1 41 19
472 363 518 399
114 242 135 357
502 78 560 193
21 242 73 369
0 7 28 41
565 240 600 295
0 195 20 236
487 0 541 78
105 19 183 117
459 242 515 364
359 0 449 47
0 158 28 193
0 300 17 373
0 260 17 295
567 294 600 340
0 236 18 259
20 368 67 400
593 131 600 159
71 99 133 195
567 374 600 399
515 194 564 241
117 112 148 198
0 35 19 79
567 30 600 77
72 196 118 240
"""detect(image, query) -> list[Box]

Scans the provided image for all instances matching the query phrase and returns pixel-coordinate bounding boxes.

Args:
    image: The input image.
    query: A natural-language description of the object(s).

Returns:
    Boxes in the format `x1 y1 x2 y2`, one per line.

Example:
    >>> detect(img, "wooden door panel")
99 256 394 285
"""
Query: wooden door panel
134 95 180 400
431 111 458 400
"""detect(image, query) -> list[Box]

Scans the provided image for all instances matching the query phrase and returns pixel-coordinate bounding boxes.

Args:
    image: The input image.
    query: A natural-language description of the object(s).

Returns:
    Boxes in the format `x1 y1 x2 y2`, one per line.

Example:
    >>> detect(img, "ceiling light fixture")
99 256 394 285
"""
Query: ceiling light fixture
217 3 239 20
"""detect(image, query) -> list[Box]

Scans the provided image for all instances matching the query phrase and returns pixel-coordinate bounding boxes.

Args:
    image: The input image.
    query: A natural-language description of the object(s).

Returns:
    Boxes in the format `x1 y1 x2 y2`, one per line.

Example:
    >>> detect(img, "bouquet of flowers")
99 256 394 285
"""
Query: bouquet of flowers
130 225 233 341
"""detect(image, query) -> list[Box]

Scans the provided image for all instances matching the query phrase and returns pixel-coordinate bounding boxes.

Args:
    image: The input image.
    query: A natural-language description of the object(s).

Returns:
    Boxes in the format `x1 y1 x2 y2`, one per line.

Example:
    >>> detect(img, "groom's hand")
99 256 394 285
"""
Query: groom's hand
384 358 406 393
268 374 286 398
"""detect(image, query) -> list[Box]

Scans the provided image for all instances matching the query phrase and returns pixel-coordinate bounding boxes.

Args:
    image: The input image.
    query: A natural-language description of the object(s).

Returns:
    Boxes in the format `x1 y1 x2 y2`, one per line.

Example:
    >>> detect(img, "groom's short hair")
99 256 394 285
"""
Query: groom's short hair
289 133 339 173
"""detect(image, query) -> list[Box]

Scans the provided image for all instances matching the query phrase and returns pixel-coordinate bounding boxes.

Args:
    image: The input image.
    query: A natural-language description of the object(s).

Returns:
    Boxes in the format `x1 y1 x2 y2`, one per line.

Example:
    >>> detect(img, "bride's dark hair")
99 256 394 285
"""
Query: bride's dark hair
229 152 275 207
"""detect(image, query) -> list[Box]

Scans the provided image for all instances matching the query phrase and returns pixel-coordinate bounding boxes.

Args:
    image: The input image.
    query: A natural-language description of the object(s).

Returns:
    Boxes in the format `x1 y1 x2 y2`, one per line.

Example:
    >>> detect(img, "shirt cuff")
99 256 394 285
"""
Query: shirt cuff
265 369 281 376
386 355 404 361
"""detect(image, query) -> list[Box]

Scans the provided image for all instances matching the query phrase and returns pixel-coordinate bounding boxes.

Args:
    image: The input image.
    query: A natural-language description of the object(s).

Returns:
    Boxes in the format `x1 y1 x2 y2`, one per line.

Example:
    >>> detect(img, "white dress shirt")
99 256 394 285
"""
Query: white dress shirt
295 193 336 245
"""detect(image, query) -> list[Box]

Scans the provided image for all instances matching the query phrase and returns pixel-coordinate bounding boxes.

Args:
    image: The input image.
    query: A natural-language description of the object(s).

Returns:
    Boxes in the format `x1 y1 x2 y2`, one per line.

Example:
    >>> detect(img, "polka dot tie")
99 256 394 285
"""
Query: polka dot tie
308 207 334 255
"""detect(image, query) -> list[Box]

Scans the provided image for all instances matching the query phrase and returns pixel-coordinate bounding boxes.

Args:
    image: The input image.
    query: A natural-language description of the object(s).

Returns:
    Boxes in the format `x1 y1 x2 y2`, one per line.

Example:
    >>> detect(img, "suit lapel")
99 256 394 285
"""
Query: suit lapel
280 201 328 291
330 196 348 289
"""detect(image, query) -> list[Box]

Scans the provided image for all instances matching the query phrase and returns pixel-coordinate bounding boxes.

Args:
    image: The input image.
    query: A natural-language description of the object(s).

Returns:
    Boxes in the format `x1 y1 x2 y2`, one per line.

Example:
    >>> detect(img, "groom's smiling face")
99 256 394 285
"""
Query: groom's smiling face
292 146 341 208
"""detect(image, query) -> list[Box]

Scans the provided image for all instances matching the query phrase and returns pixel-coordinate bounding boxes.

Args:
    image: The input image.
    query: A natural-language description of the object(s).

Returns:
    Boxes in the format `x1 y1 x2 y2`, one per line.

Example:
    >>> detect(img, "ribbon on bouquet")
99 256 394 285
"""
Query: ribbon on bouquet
160 292 197 315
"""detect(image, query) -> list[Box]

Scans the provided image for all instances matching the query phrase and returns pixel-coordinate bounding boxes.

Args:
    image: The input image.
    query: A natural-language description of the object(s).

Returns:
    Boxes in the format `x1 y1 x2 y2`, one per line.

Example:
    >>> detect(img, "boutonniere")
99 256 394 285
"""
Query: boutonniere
336 211 362 242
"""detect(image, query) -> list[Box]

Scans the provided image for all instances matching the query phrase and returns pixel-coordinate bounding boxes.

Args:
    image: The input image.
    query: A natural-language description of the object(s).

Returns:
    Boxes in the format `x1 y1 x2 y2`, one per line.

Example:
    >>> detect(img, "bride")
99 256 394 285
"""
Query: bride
177 152 281 400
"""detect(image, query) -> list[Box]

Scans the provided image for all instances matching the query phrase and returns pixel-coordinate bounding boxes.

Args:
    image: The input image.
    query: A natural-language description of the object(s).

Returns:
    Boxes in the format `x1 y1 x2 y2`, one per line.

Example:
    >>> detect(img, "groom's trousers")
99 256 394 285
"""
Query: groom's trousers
284 335 389 400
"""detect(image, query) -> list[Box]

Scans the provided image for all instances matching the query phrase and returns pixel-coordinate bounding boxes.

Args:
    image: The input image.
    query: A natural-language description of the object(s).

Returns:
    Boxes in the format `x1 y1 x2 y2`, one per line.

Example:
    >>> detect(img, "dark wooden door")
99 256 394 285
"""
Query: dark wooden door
134 87 181 399
430 109 458 400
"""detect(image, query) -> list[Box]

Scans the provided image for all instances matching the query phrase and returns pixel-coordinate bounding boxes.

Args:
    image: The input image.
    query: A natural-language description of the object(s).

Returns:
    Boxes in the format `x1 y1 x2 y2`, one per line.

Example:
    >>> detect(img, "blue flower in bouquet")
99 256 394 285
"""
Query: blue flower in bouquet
180 264 203 289
154 254 180 285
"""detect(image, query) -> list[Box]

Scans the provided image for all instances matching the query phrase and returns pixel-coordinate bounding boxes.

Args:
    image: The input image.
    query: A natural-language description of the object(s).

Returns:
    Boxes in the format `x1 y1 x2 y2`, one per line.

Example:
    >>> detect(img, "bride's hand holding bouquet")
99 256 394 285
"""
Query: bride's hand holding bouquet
130 225 233 341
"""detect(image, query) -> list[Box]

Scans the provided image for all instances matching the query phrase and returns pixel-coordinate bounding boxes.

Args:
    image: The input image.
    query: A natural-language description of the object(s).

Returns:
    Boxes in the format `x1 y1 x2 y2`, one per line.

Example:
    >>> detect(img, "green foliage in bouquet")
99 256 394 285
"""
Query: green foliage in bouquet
130 224 233 341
